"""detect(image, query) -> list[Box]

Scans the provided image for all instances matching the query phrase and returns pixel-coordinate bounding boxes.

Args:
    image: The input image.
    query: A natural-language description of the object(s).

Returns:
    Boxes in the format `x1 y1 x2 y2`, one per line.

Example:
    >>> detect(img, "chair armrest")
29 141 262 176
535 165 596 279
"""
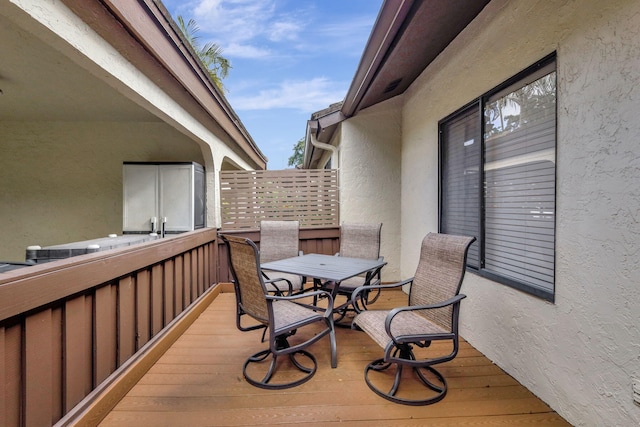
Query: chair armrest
267 290 334 316
384 294 467 341
351 277 414 312
263 276 293 295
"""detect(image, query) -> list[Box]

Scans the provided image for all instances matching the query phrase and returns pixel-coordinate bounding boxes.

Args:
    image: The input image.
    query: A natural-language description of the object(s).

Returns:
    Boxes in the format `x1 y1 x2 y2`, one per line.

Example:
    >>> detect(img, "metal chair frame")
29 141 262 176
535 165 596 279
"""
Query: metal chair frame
351 233 475 405
322 222 384 325
222 234 337 389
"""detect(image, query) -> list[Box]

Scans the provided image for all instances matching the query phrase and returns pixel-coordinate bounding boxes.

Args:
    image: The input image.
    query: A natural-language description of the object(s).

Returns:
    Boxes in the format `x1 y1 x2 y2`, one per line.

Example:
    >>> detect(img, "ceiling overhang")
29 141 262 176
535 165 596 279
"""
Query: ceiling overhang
0 0 267 169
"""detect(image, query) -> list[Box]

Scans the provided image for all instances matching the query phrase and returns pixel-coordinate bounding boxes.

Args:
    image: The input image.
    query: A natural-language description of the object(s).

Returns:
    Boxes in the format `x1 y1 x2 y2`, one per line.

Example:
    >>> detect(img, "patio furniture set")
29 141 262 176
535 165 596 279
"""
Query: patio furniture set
221 221 475 406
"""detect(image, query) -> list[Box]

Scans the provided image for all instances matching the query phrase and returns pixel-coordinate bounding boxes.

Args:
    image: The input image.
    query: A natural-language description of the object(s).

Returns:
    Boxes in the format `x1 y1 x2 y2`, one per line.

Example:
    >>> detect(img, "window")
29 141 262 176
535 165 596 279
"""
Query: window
439 54 556 301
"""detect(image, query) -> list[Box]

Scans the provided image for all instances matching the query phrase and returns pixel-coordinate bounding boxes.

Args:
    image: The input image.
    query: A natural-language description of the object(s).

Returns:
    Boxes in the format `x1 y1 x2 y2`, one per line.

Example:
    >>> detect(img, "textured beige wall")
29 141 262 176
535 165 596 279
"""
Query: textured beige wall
400 0 640 425
0 121 204 261
339 97 402 282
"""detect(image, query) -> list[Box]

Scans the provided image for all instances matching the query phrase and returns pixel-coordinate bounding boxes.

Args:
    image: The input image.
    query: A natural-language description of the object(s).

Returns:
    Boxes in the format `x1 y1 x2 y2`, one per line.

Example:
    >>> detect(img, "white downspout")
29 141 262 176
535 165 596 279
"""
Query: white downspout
309 133 339 169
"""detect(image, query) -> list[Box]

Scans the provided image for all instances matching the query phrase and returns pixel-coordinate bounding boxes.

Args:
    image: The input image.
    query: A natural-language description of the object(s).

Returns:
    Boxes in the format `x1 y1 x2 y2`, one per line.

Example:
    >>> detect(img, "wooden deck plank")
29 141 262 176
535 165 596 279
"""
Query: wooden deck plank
99 291 571 427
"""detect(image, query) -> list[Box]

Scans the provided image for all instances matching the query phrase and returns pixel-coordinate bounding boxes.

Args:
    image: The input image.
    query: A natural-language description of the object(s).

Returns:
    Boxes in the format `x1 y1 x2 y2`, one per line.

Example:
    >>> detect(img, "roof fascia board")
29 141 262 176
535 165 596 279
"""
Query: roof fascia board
341 0 414 117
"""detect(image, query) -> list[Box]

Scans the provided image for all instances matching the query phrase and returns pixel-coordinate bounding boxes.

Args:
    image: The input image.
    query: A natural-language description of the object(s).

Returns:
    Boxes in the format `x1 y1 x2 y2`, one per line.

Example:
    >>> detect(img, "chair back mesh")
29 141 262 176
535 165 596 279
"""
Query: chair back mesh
224 235 270 323
259 220 300 263
339 222 382 260
409 233 475 330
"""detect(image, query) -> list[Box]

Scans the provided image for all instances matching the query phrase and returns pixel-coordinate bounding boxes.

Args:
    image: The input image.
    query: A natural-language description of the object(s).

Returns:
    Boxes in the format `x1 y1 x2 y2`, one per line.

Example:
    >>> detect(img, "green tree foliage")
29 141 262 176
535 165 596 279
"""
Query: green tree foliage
177 15 231 92
288 137 305 168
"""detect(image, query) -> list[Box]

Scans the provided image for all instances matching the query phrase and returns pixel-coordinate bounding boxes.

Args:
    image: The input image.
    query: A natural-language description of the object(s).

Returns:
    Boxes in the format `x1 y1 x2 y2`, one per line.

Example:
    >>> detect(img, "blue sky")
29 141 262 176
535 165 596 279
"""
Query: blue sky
160 0 383 169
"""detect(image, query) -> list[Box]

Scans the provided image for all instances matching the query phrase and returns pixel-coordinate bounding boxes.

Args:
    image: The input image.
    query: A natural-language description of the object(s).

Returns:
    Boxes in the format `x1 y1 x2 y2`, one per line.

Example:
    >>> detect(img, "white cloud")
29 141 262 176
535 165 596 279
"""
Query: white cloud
268 21 303 42
229 77 346 112
225 43 271 59
184 0 307 59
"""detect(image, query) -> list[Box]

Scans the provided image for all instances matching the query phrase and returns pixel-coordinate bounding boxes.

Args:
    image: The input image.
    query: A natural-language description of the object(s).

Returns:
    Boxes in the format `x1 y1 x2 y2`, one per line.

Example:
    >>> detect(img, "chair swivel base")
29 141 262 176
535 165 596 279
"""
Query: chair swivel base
243 348 317 389
364 358 448 406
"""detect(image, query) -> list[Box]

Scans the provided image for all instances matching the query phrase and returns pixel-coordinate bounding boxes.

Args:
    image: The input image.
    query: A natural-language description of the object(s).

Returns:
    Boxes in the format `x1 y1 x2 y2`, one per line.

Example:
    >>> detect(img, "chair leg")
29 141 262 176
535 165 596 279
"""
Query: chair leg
363 345 448 406
243 335 318 389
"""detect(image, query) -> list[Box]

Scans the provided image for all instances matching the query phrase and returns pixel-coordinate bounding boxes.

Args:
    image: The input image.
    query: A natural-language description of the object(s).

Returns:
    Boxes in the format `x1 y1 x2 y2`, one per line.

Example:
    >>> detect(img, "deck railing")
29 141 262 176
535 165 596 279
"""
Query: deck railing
0 226 340 427
0 229 217 427
216 226 340 282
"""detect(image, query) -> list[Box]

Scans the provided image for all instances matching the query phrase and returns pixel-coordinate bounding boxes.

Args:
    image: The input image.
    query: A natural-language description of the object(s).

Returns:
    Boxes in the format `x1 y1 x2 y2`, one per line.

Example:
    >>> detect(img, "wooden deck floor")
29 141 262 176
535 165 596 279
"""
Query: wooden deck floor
99 290 571 426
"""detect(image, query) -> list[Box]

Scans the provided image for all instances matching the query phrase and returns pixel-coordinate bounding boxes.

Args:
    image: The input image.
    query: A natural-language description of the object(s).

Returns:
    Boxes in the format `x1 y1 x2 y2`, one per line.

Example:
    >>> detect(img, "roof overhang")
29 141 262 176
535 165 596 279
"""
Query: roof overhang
304 0 491 169
0 0 267 169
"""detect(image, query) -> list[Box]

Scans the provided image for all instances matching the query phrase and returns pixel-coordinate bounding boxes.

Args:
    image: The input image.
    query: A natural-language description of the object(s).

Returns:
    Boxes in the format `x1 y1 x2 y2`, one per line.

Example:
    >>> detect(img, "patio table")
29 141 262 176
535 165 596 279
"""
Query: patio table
261 253 386 312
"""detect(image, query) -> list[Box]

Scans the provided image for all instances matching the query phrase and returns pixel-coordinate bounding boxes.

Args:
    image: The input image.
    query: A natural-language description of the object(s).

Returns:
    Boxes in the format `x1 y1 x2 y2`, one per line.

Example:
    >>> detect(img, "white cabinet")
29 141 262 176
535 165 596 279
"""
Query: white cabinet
123 162 205 234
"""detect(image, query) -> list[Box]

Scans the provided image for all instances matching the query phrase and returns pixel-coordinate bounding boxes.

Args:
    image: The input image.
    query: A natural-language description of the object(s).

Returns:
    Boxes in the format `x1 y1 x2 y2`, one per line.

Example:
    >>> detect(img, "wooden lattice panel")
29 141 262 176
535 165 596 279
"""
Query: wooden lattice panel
220 169 339 229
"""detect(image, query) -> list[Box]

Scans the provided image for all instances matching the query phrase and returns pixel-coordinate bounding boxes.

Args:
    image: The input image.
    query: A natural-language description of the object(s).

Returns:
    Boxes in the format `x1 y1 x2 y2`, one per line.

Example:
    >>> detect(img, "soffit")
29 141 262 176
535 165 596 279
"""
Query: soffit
0 10 156 122
345 0 492 116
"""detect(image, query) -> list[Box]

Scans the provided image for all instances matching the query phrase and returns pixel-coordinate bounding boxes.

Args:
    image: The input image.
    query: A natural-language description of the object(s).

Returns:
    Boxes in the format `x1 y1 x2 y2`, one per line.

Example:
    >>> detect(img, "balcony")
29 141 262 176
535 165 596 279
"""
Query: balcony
0 227 570 426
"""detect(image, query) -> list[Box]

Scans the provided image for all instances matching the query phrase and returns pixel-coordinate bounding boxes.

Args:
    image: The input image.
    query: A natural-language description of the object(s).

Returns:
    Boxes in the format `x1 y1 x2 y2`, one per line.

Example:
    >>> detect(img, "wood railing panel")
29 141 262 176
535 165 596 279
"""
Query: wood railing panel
0 227 339 426
118 277 135 365
0 230 216 321
25 309 53 427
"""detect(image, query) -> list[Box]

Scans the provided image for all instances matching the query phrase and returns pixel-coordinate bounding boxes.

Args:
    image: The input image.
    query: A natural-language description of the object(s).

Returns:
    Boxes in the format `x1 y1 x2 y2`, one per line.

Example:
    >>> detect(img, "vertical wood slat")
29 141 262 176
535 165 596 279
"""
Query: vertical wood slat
118 277 136 366
136 270 151 349
94 284 116 385
197 247 204 295
183 252 192 307
52 307 63 422
163 259 175 327
25 309 53 427
175 255 184 314
151 264 164 336
2 324 22 427
0 327 5 427
193 248 199 296
64 296 91 412
204 244 210 290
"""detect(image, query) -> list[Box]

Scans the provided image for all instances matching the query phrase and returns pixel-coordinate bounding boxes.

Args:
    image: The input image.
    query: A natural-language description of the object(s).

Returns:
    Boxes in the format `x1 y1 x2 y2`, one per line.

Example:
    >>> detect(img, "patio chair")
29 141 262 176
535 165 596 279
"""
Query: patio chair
221 234 337 389
260 220 306 295
322 222 384 323
351 232 475 405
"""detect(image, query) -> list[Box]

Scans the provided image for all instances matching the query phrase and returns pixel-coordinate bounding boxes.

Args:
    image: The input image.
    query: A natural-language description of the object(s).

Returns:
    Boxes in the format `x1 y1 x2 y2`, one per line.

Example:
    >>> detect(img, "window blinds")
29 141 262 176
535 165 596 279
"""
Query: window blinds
483 71 556 293
440 105 481 269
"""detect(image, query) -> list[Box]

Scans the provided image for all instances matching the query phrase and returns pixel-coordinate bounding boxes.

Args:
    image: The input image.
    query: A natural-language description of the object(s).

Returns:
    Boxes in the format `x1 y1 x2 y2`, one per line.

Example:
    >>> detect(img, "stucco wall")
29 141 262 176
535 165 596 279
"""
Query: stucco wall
0 121 205 261
339 97 402 282
400 0 640 425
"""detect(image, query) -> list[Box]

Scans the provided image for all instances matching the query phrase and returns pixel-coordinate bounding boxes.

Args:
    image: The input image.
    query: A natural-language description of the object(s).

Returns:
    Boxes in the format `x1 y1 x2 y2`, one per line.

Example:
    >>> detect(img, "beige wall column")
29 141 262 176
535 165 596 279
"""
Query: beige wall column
339 97 403 282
